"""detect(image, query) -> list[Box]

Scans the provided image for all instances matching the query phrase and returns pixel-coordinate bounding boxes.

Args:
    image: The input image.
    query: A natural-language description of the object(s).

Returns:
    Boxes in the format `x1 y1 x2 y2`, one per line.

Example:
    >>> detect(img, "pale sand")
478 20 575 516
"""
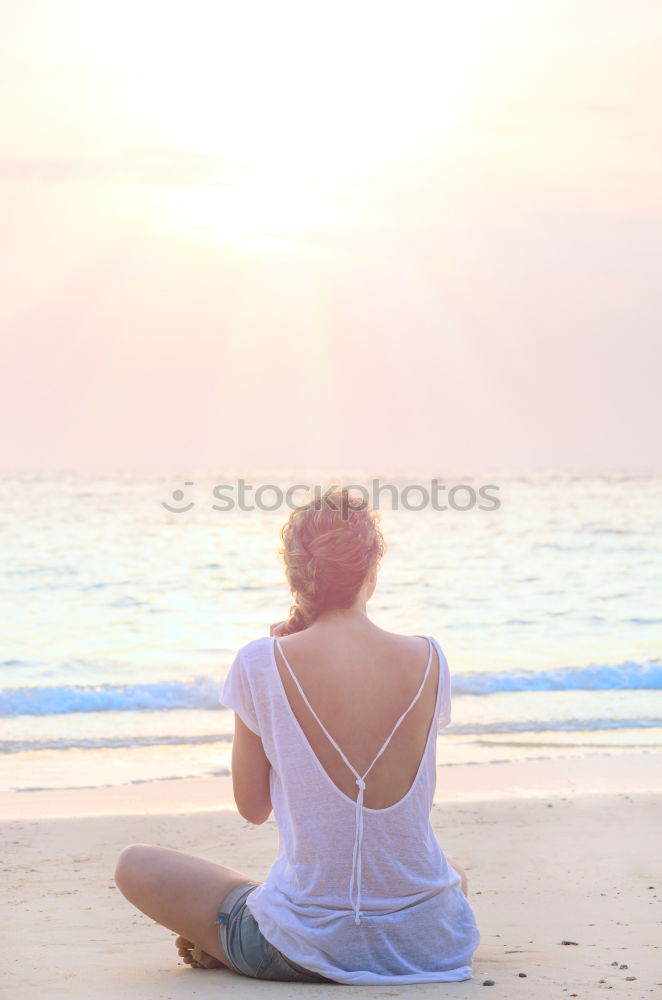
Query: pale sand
4 752 661 998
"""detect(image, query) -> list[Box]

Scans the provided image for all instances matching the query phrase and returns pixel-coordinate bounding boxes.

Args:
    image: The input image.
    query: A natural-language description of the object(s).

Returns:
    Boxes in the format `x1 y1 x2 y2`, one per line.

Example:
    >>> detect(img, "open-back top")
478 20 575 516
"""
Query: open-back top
219 635 480 985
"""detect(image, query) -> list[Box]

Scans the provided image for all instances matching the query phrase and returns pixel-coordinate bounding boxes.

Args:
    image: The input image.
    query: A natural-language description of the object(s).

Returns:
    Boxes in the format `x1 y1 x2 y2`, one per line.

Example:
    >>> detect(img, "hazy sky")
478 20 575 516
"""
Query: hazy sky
1 0 660 476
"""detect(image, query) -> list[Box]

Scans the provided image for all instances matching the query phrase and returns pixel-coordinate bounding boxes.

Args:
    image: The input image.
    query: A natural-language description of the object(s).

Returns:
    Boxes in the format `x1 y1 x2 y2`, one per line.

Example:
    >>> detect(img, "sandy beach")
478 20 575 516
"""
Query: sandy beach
5 750 661 999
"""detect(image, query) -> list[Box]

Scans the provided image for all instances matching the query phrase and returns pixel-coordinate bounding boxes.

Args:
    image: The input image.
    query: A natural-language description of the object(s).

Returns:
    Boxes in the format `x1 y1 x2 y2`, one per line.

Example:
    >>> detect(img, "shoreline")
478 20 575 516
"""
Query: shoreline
6 750 661 998
3 747 661 820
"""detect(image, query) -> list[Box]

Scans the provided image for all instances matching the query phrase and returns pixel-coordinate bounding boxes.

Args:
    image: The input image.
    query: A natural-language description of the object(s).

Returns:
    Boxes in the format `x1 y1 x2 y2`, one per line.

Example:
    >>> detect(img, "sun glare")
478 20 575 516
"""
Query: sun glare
159 162 350 252
126 2 538 251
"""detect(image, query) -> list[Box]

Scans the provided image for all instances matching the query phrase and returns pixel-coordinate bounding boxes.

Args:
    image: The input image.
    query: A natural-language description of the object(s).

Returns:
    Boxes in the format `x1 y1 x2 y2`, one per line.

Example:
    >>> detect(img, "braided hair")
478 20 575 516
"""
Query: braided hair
279 487 385 634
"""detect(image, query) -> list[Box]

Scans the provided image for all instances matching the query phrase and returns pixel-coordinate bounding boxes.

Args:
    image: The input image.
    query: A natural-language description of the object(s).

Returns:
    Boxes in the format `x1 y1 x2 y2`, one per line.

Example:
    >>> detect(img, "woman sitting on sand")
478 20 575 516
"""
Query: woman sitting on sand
114 487 481 984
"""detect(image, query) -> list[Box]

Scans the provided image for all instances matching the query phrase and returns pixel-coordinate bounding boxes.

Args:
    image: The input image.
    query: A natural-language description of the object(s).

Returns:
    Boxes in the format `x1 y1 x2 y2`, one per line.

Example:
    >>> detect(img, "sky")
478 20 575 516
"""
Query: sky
1 0 661 477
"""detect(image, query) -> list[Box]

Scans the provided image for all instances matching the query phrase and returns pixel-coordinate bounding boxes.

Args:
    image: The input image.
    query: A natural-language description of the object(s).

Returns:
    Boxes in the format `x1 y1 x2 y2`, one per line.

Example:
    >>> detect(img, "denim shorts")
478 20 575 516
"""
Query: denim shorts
215 881 335 983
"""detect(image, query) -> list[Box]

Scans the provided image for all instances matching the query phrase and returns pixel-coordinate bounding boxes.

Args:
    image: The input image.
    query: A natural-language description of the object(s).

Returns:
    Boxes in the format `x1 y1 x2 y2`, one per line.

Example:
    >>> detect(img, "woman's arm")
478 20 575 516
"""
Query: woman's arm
230 713 272 825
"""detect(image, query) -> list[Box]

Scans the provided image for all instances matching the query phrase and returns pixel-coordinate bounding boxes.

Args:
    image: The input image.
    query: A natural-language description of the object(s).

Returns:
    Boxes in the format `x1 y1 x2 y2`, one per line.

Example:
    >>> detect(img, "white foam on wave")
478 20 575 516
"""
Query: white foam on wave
1 660 660 717
452 659 662 694
0 677 221 716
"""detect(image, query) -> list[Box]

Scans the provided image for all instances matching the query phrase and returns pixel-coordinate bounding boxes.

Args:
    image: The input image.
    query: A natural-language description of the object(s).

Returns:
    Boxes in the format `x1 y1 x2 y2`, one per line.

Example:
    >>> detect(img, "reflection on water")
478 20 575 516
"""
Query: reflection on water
1 472 661 791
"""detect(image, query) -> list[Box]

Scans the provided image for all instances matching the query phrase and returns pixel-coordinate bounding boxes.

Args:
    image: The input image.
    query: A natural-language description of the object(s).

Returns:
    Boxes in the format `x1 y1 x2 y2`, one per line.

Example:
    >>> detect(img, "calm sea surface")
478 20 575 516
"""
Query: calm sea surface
1 472 660 793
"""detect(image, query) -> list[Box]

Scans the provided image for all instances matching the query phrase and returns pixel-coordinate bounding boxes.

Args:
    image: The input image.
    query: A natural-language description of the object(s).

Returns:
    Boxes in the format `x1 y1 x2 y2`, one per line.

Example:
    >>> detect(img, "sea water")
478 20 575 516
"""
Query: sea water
1 472 660 793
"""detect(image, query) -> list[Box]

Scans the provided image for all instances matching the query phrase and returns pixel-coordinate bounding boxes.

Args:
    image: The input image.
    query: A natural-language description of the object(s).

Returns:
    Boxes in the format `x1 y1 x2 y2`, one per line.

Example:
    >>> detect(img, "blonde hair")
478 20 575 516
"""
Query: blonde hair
279 487 386 634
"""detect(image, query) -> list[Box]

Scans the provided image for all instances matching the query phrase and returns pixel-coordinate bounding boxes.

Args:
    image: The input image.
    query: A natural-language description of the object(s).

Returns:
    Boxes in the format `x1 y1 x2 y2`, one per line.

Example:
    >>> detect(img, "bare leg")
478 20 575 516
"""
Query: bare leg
446 854 469 897
114 843 255 969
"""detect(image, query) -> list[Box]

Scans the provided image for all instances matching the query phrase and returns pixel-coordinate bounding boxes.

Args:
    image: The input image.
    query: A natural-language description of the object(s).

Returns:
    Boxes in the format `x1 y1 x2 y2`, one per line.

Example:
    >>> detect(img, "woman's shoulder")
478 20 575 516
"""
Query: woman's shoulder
375 628 444 656
375 631 449 677
235 635 274 670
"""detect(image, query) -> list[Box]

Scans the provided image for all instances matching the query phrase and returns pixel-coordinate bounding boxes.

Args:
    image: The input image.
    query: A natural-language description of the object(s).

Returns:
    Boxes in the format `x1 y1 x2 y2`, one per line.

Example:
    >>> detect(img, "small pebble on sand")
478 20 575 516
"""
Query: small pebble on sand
482 979 495 986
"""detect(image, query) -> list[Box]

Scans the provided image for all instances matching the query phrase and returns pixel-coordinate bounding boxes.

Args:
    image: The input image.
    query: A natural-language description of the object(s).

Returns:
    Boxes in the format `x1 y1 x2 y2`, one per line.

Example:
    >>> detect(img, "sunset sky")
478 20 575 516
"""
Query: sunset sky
1 0 660 476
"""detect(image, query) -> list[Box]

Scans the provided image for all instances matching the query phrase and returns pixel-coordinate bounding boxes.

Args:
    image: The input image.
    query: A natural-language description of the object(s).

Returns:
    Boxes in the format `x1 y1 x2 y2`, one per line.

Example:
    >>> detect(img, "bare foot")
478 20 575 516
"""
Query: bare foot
175 934 226 969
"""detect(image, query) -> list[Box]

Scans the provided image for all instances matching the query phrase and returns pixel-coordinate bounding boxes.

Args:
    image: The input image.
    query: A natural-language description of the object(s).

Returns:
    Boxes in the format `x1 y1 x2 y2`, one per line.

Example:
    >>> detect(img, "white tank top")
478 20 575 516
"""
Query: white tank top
219 635 481 985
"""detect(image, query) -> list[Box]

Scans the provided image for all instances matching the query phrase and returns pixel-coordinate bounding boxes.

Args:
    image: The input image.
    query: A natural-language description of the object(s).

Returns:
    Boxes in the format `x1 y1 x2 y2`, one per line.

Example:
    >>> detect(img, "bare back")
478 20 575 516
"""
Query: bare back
274 623 440 810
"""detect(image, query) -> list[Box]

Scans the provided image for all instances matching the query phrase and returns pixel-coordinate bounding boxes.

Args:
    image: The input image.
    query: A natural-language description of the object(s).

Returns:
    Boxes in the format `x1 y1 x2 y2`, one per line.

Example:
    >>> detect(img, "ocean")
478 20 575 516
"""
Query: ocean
1 472 660 795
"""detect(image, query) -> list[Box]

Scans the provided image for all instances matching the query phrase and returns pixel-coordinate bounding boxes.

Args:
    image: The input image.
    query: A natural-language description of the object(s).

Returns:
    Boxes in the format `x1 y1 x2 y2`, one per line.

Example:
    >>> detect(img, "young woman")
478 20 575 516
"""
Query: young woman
115 488 481 984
